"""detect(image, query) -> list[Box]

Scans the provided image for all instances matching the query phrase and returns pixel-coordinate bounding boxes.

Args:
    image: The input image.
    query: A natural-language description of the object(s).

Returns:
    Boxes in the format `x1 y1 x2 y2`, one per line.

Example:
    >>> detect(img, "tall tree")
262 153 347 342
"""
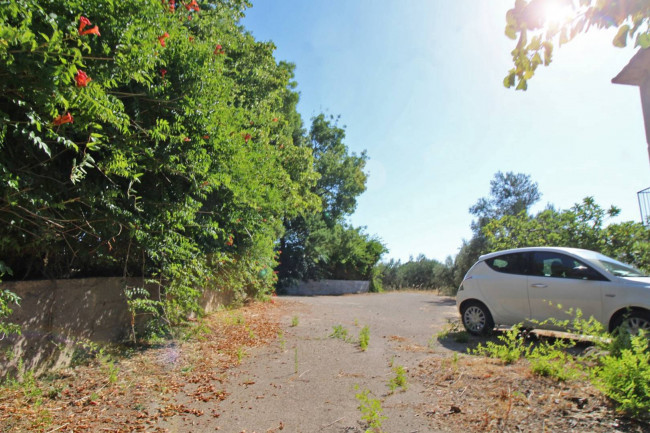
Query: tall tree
453 171 541 288
278 115 385 287
469 171 541 234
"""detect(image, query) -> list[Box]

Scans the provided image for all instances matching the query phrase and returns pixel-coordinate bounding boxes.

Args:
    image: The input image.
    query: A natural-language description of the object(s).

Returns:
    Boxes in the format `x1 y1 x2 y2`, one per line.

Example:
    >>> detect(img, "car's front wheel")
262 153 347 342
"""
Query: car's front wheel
461 301 494 336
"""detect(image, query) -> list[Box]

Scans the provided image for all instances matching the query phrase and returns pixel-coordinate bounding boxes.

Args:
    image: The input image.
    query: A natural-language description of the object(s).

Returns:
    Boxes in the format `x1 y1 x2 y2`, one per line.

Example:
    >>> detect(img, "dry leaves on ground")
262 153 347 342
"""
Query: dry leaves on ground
0 301 285 432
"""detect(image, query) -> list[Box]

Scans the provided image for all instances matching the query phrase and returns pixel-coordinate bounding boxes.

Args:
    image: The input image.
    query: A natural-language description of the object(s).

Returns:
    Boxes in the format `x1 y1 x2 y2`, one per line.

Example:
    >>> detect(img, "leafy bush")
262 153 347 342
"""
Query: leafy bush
592 333 650 418
470 311 650 420
472 325 530 364
0 0 323 332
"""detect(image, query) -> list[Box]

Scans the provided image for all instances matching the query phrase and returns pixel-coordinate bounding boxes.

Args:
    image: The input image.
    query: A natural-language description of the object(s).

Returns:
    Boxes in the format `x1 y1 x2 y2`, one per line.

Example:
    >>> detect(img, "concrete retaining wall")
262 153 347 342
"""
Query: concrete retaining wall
0 278 231 378
283 280 369 296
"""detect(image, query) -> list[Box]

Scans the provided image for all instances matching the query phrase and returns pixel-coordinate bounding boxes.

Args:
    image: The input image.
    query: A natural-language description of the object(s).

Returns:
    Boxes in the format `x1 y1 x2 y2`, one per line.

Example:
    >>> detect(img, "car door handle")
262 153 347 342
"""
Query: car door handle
531 284 547 288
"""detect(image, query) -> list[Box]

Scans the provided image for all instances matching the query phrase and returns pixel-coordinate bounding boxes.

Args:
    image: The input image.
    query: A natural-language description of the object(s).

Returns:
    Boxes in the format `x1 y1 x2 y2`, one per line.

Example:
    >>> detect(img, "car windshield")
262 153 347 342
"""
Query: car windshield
586 254 647 277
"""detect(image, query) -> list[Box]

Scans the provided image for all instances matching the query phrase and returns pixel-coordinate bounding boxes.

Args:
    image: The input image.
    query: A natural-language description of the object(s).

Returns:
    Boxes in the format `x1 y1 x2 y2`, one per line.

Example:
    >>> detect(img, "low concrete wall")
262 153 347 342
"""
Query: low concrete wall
0 278 231 378
283 280 369 296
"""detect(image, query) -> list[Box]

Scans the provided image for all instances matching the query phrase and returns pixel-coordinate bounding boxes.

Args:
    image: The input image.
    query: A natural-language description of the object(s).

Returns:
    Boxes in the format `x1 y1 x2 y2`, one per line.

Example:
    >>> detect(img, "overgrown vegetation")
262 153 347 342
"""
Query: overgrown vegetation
471 314 650 420
0 0 386 338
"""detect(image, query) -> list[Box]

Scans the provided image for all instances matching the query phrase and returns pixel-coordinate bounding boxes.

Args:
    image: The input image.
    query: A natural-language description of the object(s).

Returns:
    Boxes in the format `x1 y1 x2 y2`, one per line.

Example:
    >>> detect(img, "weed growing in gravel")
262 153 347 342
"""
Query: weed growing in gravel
388 365 408 392
277 330 286 350
236 347 247 363
359 325 370 351
330 324 351 342
291 316 299 327
102 358 120 384
355 386 387 433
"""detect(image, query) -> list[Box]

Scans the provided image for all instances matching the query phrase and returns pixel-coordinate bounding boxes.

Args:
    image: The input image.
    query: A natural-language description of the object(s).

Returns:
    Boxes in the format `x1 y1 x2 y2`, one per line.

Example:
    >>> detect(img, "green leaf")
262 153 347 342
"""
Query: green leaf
613 25 630 48
636 31 650 48
516 78 528 91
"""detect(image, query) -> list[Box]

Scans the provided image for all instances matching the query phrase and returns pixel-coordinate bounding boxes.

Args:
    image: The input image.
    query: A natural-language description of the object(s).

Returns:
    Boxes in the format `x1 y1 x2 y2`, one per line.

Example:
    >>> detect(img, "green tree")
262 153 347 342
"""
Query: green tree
504 0 650 91
483 196 650 271
278 115 385 287
469 171 541 233
451 172 541 289
376 254 452 292
0 0 320 330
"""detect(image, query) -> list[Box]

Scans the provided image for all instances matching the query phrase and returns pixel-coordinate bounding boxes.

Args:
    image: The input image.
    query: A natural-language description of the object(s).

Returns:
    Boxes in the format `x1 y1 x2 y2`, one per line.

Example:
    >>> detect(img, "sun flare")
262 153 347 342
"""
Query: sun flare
541 1 574 27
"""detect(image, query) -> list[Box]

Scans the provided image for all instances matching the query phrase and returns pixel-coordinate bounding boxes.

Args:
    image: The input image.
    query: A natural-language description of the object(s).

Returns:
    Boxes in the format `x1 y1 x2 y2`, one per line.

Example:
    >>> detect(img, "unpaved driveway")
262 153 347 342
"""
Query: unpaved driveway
162 292 458 432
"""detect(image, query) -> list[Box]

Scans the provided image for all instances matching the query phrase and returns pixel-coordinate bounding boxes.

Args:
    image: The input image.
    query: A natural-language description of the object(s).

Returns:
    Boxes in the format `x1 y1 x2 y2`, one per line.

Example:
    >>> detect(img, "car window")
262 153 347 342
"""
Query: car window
485 252 528 275
531 252 605 280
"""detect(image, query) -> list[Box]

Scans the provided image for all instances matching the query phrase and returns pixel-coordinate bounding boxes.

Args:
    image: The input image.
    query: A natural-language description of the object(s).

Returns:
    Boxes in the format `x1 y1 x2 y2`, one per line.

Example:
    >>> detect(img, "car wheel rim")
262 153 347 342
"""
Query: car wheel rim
464 306 485 332
626 316 650 335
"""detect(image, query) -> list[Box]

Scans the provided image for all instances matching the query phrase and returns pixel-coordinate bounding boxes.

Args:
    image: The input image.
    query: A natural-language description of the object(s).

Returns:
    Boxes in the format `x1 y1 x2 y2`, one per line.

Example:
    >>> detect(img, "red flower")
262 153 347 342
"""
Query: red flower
183 137 191 142
158 32 169 47
53 112 73 126
80 26 101 36
74 70 91 87
226 235 234 246
169 0 176 12
189 36 194 43
272 117 278 122
78 16 91 34
160 68 167 78
213 44 225 55
243 133 252 142
184 0 200 11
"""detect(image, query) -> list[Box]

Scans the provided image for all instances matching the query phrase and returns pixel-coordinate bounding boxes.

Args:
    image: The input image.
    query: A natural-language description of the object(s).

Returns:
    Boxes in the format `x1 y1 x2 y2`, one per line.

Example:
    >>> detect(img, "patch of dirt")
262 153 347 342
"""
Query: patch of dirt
412 353 647 433
0 301 288 432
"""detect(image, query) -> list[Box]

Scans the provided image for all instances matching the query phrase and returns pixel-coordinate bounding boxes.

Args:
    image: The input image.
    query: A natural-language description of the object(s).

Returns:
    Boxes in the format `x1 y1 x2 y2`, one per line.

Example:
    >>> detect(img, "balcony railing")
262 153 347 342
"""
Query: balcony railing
638 187 650 225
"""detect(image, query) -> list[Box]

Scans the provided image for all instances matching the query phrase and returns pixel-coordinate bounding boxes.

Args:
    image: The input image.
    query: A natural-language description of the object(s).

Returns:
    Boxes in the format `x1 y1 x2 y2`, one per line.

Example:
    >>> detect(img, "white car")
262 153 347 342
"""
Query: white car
456 247 650 335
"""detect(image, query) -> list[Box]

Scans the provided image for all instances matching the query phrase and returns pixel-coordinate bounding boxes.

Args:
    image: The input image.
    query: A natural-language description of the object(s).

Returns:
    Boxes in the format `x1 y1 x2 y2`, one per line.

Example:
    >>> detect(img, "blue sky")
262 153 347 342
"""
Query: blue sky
241 1 649 263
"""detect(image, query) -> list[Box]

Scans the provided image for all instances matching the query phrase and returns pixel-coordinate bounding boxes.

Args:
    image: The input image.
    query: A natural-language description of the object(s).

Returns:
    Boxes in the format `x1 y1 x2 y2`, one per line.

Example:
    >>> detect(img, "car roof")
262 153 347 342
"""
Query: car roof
478 246 598 262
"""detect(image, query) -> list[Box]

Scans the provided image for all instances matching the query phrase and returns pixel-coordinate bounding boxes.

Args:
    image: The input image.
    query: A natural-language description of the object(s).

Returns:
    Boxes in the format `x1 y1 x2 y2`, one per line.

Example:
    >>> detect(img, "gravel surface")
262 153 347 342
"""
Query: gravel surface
208 292 459 433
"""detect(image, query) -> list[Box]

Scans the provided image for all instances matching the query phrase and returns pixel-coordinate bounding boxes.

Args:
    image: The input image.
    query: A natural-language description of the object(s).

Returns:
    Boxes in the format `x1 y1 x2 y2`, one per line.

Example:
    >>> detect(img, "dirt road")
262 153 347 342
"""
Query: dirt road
161 292 459 432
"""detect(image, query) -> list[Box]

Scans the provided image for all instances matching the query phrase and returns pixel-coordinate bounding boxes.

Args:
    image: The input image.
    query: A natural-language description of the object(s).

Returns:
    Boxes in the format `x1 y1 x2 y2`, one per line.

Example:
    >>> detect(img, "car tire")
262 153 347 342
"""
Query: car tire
612 309 650 335
461 301 494 336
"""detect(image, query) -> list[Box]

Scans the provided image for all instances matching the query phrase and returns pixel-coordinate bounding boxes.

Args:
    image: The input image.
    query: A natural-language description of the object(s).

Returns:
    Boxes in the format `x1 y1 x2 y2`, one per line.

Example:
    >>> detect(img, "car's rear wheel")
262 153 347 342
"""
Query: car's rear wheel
461 301 494 336
612 310 650 335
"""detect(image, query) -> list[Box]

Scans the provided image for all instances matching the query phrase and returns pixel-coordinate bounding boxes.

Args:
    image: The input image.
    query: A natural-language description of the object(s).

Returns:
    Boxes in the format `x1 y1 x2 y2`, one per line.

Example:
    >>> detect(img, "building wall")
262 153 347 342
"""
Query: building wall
283 280 369 296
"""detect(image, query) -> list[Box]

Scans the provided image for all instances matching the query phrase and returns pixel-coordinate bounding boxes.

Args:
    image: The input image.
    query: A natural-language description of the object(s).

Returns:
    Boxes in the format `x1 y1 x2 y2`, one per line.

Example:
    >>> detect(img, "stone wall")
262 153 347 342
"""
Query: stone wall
0 278 232 378
283 280 369 296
